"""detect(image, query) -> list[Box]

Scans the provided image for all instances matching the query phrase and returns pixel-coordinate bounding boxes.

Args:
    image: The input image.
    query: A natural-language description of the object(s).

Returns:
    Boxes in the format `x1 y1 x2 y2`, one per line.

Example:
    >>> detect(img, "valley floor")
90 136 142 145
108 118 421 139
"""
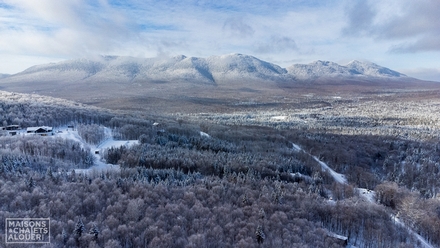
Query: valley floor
1 87 440 247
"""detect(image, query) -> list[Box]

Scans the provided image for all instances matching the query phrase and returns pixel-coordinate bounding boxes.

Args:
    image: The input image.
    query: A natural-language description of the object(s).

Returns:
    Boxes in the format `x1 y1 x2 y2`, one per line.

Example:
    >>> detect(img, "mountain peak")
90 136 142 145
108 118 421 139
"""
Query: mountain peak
1 54 411 89
205 53 287 79
286 59 407 79
346 59 367 65
345 60 405 77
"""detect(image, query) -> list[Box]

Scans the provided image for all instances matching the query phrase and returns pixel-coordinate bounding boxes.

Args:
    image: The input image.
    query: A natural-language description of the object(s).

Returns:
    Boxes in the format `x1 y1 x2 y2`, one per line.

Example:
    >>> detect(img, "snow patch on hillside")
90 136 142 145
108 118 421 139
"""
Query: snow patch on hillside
291 142 301 152
200 131 211 138
96 139 139 151
271 115 288 120
357 188 375 203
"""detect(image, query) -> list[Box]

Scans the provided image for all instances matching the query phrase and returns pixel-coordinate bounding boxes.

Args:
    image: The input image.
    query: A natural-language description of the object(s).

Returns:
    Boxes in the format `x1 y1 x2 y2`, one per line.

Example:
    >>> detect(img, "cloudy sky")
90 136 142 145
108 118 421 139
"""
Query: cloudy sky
1 0 440 81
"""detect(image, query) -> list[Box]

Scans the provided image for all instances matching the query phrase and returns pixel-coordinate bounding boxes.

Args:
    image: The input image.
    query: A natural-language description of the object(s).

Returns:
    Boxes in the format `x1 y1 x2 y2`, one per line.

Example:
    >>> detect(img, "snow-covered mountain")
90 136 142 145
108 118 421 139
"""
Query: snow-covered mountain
345 60 405 77
287 60 406 80
206 53 288 82
9 55 215 85
0 54 409 87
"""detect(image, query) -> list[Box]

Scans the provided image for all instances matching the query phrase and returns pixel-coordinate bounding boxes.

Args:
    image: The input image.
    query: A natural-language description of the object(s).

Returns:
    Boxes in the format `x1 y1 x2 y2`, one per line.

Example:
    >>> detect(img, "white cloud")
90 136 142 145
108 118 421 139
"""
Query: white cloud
0 0 439 82
223 17 255 38
343 0 440 53
255 36 298 54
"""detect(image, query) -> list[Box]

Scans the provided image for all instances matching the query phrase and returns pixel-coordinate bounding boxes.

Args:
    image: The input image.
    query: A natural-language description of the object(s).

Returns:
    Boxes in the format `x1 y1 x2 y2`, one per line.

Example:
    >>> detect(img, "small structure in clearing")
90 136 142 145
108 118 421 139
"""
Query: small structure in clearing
26 126 53 136
325 232 348 246
4 125 20 130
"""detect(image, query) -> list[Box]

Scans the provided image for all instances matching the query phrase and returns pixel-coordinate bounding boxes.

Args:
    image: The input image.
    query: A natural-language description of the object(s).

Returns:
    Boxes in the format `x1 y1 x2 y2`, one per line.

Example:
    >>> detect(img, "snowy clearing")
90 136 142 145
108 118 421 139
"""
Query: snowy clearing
357 188 375 203
271 115 288 120
200 131 211 138
96 139 139 150
74 161 120 174
290 142 346 184
291 142 302 152
52 126 137 174
312 156 347 184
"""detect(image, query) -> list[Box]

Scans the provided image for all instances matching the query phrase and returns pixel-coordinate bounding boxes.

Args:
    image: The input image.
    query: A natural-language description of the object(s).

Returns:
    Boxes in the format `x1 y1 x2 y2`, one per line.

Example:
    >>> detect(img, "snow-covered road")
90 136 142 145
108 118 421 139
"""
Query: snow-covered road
312 156 347 184
290 142 347 184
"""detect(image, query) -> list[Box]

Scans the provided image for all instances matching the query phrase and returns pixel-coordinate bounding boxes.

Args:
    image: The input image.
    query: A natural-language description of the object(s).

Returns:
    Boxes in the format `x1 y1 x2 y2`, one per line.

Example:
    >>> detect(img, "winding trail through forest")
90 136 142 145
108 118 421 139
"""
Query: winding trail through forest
290 141 434 248
312 156 347 184
290 141 347 184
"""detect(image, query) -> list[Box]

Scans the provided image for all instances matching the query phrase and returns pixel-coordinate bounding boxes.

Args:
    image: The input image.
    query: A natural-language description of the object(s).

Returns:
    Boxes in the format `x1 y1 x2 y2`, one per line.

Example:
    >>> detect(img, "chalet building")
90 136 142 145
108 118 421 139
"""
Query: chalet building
1 125 20 136
5 125 20 130
26 126 53 136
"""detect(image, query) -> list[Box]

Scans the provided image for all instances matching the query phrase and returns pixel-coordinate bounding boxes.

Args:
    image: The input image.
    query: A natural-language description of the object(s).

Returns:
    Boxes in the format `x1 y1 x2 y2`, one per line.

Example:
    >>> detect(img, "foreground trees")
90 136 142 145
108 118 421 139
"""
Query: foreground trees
1 90 440 247
0 168 419 248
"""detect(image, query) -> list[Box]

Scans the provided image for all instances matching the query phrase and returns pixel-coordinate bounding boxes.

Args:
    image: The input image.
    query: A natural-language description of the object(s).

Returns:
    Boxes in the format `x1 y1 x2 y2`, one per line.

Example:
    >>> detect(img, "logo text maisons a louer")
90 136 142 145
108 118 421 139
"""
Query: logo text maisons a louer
6 218 50 243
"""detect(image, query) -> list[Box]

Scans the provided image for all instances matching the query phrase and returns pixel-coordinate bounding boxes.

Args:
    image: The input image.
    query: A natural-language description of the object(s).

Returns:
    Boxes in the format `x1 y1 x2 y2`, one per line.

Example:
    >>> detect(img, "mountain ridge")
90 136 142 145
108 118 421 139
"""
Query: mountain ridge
1 53 439 114
1 54 409 86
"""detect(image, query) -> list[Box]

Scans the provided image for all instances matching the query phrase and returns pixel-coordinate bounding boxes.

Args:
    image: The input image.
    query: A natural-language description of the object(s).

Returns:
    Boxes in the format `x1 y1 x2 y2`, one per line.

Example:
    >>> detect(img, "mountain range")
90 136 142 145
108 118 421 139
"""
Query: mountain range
0 53 409 86
1 53 433 112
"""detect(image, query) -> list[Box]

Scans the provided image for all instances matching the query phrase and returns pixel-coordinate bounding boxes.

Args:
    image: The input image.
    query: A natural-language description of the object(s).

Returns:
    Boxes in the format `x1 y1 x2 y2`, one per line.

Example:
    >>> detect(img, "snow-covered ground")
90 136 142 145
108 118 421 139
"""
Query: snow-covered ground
357 188 376 203
271 115 288 121
291 141 434 247
53 126 138 174
74 160 120 174
290 142 347 184
200 131 211 138
312 156 347 184
392 215 434 248
290 142 302 152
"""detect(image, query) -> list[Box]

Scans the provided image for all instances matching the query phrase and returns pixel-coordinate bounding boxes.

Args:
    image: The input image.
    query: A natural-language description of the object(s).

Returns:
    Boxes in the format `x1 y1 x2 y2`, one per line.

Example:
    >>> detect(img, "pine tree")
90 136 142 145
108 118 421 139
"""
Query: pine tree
74 218 85 237
255 225 265 244
27 177 35 191
89 224 100 240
